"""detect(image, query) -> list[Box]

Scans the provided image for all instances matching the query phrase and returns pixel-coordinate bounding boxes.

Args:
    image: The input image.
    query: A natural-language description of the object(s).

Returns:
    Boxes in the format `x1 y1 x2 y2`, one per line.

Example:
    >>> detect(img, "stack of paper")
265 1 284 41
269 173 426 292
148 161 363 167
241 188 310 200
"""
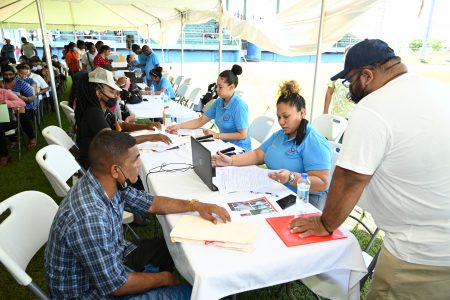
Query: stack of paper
170 215 261 252
133 129 186 152
214 166 278 194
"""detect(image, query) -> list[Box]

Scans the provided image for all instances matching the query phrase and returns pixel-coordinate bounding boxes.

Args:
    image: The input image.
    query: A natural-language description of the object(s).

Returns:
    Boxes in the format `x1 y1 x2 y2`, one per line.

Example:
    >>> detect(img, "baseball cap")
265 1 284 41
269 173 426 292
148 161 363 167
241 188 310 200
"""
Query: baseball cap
331 39 396 81
88 68 121 91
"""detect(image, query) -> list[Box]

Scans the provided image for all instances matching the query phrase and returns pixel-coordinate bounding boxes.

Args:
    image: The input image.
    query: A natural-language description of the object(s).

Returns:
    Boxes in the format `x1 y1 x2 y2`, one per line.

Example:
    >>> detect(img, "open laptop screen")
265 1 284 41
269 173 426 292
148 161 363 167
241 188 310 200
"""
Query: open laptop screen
191 136 218 191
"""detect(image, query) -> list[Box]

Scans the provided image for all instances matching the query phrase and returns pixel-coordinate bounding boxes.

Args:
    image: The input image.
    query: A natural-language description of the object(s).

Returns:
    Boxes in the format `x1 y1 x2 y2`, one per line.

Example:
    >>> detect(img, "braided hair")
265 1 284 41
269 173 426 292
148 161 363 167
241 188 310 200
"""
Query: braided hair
277 80 308 145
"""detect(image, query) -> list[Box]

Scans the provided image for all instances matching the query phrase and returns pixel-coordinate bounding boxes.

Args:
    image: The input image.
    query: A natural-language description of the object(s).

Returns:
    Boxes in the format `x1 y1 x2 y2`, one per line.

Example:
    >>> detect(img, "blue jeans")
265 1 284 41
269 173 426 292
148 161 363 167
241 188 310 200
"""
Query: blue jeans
309 192 327 211
115 265 192 300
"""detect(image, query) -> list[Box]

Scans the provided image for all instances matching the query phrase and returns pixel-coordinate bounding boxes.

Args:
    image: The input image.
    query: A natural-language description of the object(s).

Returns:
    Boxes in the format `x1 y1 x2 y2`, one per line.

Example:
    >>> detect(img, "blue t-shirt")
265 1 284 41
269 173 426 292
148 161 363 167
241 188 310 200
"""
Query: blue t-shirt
260 124 331 194
138 52 148 72
154 76 175 99
144 52 160 82
12 77 35 110
204 92 251 151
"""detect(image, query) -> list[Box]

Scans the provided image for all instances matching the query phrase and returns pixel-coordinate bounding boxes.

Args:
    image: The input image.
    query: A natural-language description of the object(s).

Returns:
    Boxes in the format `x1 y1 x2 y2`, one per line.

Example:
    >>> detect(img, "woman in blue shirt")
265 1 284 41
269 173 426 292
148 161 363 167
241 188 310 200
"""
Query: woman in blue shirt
212 80 331 209
167 64 251 151
149 67 175 99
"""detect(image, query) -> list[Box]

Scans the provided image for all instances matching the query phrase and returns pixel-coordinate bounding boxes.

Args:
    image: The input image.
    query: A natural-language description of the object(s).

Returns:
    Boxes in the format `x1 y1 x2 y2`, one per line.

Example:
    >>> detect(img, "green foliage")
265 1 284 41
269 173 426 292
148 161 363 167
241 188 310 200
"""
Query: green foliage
409 39 423 51
430 40 443 51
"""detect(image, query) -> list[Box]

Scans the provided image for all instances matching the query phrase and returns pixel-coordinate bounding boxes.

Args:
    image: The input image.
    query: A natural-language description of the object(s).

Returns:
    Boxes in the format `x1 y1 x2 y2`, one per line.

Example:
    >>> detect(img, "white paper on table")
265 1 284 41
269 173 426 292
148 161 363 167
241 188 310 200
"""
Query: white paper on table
135 83 148 90
213 166 279 194
136 130 186 152
177 128 204 137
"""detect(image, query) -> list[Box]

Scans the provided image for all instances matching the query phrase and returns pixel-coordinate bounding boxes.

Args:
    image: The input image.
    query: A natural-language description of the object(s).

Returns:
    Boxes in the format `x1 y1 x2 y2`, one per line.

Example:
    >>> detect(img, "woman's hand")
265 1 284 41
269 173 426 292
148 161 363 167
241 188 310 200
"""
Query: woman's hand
195 202 231 224
211 151 233 167
202 128 219 138
166 124 180 134
147 122 162 130
146 134 172 145
268 169 290 183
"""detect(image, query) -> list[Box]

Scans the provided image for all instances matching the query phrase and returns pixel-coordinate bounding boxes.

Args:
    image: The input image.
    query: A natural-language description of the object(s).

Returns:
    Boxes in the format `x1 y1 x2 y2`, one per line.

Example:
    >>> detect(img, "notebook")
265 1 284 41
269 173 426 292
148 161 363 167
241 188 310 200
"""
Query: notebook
266 212 347 247
191 136 218 191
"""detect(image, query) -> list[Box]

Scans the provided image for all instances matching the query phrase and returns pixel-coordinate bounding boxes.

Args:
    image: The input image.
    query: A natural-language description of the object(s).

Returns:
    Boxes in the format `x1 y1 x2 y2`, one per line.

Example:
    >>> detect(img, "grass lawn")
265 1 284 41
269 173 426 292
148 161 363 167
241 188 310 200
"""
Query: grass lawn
1 72 383 299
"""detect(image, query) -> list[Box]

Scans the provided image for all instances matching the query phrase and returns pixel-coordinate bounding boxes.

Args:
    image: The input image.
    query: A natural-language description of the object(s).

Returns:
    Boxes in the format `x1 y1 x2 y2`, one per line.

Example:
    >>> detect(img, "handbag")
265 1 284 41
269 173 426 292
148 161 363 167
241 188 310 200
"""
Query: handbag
121 83 142 105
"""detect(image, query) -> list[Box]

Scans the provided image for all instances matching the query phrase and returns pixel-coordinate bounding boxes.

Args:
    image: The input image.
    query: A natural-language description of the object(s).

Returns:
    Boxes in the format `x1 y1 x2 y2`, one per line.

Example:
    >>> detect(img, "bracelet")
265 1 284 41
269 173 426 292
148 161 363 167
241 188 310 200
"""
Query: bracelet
189 199 199 211
320 216 334 235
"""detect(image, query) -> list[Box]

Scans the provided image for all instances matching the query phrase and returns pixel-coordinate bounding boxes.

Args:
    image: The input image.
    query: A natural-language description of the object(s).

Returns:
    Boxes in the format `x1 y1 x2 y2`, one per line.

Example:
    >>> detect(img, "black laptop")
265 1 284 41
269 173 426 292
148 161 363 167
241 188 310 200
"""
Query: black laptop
191 136 218 191
124 71 144 84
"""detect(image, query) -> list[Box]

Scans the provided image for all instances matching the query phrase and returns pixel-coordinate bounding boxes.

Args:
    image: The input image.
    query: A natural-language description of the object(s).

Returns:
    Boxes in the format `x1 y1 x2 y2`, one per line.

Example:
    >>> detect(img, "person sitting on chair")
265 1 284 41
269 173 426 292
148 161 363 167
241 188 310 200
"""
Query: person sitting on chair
149 66 175 99
212 80 331 210
167 64 252 152
45 130 230 299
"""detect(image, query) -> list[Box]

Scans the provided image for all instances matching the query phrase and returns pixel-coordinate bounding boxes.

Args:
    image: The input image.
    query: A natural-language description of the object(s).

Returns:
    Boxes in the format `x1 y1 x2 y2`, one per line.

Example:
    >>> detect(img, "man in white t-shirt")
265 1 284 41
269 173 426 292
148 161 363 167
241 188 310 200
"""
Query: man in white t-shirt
20 37 37 59
290 39 450 299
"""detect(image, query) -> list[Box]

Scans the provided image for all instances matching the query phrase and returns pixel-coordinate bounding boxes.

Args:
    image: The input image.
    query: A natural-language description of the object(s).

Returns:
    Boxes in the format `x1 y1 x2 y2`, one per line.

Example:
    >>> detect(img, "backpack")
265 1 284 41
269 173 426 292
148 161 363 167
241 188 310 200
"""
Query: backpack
120 83 142 104
194 82 217 112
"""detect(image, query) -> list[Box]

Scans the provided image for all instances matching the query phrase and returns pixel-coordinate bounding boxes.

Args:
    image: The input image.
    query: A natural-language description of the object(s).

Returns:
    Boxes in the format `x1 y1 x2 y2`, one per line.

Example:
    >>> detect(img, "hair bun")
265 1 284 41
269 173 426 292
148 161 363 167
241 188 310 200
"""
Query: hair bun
279 80 301 97
231 64 243 76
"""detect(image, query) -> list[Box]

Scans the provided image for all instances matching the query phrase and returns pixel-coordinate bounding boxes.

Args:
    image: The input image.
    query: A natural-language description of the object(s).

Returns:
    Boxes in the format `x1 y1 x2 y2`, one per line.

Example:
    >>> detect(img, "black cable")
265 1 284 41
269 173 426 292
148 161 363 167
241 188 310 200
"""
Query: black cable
145 163 193 191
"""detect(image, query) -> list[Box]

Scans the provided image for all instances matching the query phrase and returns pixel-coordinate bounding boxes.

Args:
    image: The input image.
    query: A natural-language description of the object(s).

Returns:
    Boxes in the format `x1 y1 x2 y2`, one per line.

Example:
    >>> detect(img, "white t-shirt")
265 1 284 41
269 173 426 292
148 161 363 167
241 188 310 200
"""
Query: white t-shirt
29 73 48 91
337 73 450 267
81 52 96 72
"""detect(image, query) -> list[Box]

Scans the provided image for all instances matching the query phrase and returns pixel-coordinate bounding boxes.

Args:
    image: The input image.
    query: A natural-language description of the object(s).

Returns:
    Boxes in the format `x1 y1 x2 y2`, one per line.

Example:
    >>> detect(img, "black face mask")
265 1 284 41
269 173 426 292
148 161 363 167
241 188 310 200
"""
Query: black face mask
348 81 368 104
105 97 117 108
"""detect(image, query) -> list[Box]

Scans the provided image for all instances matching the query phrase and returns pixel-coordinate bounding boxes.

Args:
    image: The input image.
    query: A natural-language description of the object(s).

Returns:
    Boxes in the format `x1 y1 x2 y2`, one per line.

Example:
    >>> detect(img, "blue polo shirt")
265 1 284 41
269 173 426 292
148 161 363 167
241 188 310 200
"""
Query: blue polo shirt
144 52 160 82
205 92 251 151
137 52 148 73
154 76 175 99
11 78 35 110
260 124 331 194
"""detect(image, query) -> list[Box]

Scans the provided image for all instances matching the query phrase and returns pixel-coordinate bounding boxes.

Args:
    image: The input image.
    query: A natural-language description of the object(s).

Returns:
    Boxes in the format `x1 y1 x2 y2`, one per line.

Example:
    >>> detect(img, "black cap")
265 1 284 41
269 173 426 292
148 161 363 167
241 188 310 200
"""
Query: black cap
331 39 396 80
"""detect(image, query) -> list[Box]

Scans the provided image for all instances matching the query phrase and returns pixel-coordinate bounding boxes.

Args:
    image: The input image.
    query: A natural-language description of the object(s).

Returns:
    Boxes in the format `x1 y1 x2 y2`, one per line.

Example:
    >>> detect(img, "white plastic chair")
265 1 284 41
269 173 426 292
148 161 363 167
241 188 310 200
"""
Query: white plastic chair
36 145 139 240
42 125 77 151
250 115 276 146
175 83 191 104
172 75 184 92
328 141 341 177
312 114 348 142
185 87 202 108
59 101 76 130
0 191 58 300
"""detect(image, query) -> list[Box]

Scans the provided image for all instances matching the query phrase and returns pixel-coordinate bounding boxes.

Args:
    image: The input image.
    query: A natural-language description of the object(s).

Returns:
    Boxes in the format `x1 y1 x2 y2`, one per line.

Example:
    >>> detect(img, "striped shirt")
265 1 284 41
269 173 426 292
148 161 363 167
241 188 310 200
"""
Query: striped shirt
45 170 153 299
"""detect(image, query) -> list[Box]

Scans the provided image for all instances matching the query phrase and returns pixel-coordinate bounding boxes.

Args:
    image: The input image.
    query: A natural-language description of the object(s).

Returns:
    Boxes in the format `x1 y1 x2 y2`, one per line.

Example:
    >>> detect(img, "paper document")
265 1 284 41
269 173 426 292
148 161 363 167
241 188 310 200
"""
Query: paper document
134 129 186 152
213 166 278 194
228 196 277 217
0 104 10 123
135 83 148 90
177 128 204 137
170 215 261 252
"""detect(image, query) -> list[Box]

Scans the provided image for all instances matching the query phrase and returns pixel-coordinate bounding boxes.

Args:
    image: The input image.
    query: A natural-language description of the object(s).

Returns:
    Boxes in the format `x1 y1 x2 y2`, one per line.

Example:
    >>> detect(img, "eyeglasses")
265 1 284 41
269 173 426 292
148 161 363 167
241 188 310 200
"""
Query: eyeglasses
342 70 362 88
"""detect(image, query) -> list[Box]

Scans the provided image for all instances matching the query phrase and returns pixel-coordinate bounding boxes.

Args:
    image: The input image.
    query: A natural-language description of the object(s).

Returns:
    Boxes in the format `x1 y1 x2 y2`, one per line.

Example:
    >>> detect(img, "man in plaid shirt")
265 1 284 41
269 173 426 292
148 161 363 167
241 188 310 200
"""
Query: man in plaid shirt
45 131 230 299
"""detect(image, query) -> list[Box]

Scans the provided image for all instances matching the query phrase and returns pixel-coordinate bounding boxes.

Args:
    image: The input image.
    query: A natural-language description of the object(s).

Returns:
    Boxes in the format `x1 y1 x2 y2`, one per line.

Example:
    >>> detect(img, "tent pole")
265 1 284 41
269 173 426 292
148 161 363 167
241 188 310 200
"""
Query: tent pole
36 0 62 128
310 0 325 122
218 2 223 74
180 12 184 76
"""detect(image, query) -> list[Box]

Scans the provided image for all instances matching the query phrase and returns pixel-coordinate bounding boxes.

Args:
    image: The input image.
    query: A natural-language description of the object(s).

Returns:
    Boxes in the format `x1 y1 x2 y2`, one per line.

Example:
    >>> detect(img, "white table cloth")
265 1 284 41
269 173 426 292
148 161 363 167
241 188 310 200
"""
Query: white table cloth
138 137 367 300
126 95 199 120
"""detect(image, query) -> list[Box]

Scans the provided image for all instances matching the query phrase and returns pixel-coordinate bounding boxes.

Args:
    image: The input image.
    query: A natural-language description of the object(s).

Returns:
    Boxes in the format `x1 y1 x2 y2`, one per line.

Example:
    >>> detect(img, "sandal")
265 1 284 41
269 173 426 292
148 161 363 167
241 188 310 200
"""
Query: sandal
27 139 37 149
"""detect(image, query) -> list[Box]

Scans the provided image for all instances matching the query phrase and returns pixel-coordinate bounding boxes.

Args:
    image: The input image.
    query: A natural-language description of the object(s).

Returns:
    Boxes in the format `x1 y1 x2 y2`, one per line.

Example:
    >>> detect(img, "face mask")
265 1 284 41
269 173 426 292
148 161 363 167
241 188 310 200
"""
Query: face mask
116 166 132 191
52 58 58 62
31 66 38 71
104 97 117 108
36 65 43 70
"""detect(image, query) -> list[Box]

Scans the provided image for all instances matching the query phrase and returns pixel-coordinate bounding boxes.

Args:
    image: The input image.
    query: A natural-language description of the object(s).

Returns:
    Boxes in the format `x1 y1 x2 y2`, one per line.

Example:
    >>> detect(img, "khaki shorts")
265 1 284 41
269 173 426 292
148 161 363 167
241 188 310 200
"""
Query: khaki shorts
367 245 450 300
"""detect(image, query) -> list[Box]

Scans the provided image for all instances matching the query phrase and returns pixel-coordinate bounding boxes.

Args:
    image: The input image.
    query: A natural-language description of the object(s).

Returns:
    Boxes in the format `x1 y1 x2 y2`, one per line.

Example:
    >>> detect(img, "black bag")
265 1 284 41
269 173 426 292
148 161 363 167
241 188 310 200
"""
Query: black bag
121 83 143 104
195 83 217 112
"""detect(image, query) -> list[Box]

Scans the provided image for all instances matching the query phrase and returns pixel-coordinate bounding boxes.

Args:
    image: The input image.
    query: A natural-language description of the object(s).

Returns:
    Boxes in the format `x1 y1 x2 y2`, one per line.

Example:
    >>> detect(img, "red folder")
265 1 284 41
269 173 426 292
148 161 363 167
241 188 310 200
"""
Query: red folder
266 213 347 247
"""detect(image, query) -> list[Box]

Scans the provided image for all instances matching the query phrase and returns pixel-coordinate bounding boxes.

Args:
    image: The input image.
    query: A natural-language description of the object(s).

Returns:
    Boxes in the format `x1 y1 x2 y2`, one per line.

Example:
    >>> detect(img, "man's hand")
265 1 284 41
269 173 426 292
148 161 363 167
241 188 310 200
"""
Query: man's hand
289 215 331 238
195 202 231 224
161 271 180 286
147 122 162 130
146 134 172 145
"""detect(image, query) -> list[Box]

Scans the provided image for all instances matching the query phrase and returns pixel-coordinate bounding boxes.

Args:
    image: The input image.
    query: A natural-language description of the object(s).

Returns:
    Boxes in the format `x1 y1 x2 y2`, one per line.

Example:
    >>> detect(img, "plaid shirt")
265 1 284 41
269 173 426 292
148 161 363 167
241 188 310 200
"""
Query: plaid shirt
45 170 152 299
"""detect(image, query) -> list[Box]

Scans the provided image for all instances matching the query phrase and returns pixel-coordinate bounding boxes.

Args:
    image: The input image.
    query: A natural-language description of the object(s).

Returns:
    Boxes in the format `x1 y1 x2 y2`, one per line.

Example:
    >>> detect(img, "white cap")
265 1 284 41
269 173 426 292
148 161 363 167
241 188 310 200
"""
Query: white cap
88 68 121 91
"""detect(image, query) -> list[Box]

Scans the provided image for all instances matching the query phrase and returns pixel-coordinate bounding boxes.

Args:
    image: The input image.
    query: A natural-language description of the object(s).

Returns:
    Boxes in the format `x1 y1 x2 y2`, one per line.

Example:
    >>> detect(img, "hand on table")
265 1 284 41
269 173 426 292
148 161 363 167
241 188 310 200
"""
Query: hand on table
202 128 218 138
211 151 232 167
166 124 180 134
289 215 331 238
268 169 290 183
146 133 172 145
147 122 162 130
195 202 231 224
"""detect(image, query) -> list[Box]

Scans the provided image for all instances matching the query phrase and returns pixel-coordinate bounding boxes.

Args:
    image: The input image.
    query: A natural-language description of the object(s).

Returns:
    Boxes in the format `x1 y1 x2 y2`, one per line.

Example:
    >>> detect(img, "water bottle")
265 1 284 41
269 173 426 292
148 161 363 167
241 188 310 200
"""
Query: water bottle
149 83 155 97
163 106 172 126
163 89 169 104
296 173 310 214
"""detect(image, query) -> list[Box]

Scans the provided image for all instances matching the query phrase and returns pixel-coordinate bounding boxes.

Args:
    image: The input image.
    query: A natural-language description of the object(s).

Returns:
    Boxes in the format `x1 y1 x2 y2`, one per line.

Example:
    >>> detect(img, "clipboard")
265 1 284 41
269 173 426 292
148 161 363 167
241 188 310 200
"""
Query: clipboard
266 212 347 247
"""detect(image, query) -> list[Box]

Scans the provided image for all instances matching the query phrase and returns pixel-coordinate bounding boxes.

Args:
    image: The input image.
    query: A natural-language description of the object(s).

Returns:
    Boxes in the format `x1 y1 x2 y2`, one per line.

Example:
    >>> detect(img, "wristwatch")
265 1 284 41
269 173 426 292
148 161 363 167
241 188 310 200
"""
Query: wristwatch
288 172 296 184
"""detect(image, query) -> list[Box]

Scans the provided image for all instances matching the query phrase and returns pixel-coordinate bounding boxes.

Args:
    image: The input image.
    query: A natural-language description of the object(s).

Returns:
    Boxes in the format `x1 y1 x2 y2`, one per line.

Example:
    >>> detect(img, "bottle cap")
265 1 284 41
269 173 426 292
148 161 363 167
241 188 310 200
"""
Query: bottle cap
301 173 308 179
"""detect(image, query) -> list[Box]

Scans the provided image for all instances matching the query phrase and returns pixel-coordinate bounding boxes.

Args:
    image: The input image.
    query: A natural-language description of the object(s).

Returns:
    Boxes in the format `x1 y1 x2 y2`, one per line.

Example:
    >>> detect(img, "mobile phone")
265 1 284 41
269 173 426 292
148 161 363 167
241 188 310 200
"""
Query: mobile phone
276 194 296 210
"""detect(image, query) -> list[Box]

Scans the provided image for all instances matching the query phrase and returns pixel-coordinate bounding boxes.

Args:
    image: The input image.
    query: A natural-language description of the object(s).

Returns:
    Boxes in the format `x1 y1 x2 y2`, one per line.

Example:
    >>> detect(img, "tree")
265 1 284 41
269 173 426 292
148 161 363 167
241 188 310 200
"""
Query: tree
430 40 443 51
409 39 423 52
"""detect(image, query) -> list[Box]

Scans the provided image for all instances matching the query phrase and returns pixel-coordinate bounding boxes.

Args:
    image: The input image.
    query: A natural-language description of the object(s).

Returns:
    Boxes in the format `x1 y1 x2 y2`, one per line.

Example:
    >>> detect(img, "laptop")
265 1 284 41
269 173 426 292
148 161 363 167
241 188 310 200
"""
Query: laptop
124 71 144 84
191 136 218 191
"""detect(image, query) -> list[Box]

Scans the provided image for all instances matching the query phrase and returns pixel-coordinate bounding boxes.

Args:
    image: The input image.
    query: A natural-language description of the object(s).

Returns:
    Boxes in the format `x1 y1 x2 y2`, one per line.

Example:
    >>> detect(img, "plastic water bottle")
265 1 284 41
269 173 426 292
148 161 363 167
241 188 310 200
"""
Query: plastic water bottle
162 89 169 104
163 106 172 126
149 83 155 98
296 173 310 214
